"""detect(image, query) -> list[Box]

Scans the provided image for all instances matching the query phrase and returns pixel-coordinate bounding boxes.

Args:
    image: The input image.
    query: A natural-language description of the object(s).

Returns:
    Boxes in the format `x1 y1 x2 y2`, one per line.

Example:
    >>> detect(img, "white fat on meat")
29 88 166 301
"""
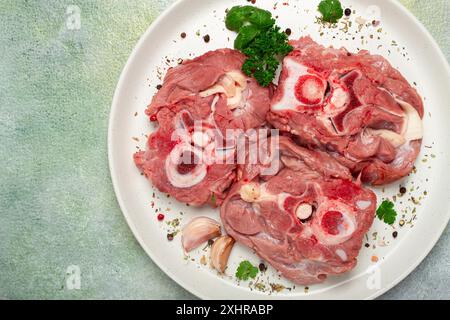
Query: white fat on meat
165 143 207 188
365 128 406 148
199 71 248 108
397 98 423 142
356 200 372 210
271 58 327 112
335 249 348 261
364 98 423 149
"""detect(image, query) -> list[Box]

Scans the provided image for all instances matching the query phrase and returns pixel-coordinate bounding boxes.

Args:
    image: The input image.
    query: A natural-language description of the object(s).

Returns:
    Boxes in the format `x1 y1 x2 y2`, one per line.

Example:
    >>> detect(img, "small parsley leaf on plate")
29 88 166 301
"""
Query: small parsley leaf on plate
318 0 344 23
376 200 397 225
236 260 259 280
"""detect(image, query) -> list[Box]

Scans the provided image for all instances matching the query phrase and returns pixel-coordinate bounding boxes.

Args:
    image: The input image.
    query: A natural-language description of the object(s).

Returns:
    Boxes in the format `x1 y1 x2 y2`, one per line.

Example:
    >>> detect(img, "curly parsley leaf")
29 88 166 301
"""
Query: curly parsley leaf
236 260 259 280
376 200 397 225
226 6 274 31
225 6 293 87
318 0 344 23
234 25 261 50
240 26 293 86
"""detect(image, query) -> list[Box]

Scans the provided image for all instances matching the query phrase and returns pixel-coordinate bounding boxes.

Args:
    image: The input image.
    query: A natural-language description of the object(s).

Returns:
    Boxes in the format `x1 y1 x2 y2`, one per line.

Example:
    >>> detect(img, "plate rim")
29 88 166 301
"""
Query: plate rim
108 0 450 300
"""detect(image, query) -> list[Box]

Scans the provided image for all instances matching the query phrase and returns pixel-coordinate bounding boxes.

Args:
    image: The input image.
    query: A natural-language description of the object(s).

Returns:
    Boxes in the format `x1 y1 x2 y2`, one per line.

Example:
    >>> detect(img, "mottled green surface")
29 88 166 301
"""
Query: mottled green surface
0 0 448 299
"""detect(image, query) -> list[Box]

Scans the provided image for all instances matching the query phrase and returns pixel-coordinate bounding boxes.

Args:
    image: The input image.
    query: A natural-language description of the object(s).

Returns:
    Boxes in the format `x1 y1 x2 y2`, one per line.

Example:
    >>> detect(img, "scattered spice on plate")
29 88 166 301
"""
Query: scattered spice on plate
270 283 285 292
203 34 210 43
166 218 180 228
259 263 267 272
207 239 214 246
157 213 165 221
156 84 162 90
167 233 174 241
344 8 351 16
254 282 266 292
180 32 186 39
371 255 379 263
392 231 398 238
285 28 292 36
365 243 370 248
399 186 407 195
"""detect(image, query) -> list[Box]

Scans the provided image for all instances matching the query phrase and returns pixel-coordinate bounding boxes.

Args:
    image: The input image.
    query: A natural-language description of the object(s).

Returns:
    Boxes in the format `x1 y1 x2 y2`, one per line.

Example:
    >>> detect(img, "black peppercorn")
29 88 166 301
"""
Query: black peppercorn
285 28 292 36
167 233 174 241
392 231 398 238
259 263 267 272
203 34 210 43
345 8 351 16
180 32 186 39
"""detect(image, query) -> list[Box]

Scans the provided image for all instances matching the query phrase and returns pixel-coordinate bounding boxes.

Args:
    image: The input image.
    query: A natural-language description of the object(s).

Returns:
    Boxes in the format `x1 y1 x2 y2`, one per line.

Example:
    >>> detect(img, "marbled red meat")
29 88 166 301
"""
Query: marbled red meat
134 49 271 206
268 37 424 185
221 137 376 284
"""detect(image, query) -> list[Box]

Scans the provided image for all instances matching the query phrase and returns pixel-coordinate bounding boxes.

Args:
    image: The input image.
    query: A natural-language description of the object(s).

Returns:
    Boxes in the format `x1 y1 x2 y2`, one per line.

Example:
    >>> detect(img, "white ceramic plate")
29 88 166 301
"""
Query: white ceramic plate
109 0 450 299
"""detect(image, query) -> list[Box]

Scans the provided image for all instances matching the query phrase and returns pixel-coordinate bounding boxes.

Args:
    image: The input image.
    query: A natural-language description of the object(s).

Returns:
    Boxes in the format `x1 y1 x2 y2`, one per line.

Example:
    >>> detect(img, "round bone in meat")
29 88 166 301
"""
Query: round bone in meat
165 144 207 188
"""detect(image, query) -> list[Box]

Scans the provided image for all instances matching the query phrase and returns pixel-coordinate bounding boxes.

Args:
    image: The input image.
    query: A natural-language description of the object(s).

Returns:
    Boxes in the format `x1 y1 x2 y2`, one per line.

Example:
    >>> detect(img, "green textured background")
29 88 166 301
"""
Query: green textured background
0 0 448 299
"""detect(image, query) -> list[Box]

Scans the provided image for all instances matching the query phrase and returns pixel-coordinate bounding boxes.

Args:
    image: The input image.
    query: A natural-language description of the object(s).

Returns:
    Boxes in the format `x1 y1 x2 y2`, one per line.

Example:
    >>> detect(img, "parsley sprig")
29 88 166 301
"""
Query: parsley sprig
235 260 259 280
376 200 397 225
318 0 344 23
225 6 293 87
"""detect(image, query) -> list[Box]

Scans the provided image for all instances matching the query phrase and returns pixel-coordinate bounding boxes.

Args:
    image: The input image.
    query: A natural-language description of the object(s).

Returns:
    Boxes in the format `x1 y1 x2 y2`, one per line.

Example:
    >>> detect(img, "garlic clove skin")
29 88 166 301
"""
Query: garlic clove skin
182 217 221 253
210 235 235 273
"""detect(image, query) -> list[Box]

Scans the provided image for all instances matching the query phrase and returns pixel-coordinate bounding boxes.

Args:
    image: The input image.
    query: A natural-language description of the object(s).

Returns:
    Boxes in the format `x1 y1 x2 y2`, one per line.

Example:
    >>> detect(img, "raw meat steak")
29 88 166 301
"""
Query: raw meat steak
268 37 424 185
221 137 376 284
134 49 271 206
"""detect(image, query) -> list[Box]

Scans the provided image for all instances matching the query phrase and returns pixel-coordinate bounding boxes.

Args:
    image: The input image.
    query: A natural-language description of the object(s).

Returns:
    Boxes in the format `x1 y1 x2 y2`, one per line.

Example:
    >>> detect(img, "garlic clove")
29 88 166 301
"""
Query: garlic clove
296 203 313 220
210 235 235 273
239 182 261 203
182 217 221 253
